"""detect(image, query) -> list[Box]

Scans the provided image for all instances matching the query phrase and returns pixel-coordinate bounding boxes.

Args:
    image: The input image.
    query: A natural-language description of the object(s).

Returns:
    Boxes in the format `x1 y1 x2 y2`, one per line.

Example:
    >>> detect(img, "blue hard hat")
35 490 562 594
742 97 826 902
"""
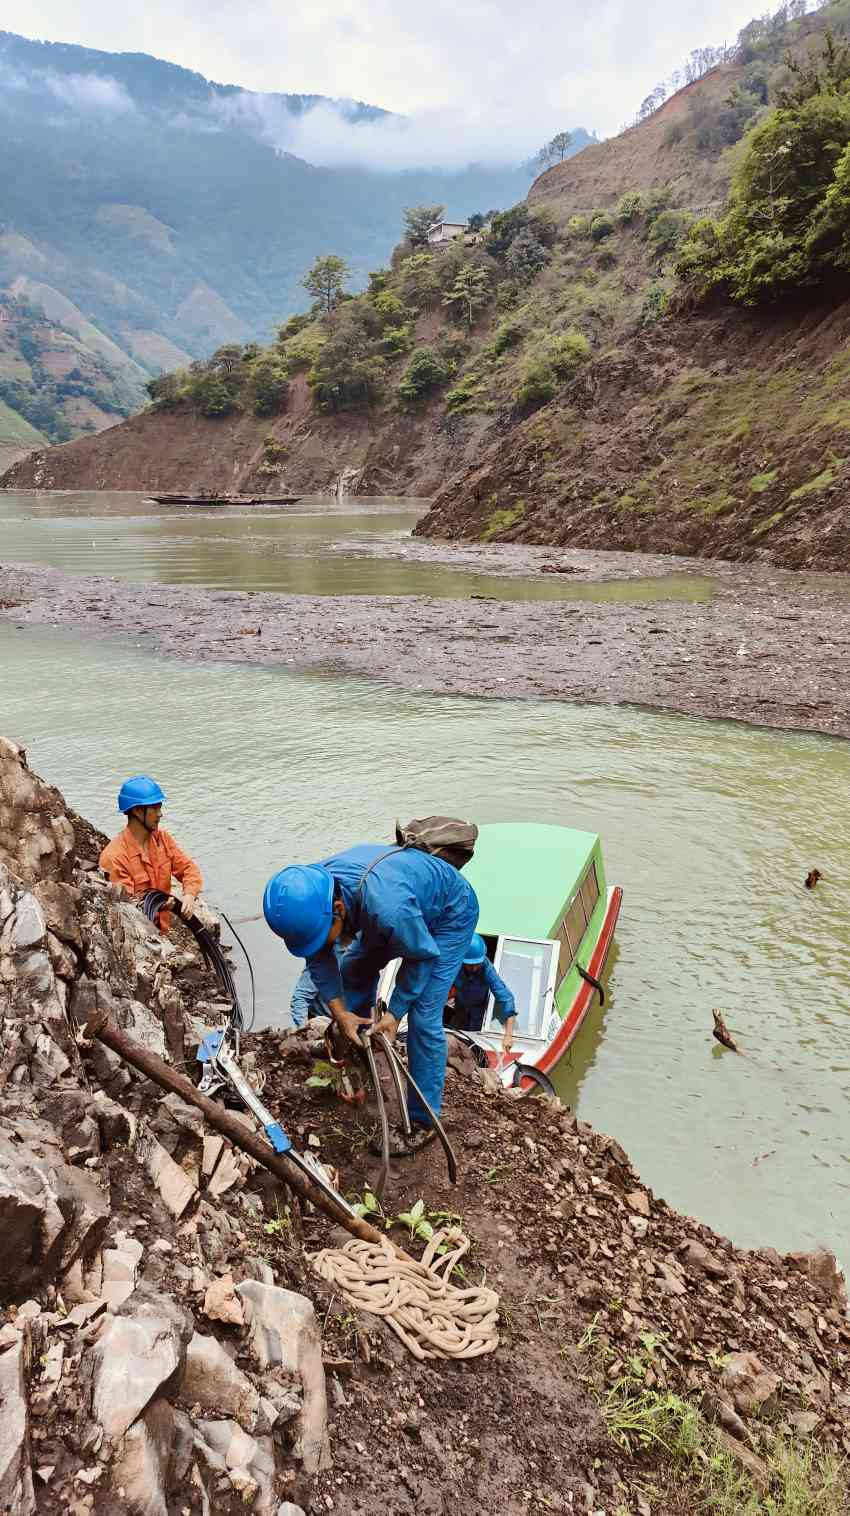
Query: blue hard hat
263 864 335 957
118 775 166 814
463 933 487 966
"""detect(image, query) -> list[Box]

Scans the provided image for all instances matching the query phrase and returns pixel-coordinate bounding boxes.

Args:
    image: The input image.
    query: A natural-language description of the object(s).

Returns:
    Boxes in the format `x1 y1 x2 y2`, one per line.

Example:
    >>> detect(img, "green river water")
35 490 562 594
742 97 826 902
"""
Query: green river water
1 492 847 1266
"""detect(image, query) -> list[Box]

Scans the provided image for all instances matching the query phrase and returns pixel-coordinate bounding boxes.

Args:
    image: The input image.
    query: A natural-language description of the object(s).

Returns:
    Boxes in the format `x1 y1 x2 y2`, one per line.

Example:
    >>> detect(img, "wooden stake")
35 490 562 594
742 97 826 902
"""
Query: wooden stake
84 1010 385 1248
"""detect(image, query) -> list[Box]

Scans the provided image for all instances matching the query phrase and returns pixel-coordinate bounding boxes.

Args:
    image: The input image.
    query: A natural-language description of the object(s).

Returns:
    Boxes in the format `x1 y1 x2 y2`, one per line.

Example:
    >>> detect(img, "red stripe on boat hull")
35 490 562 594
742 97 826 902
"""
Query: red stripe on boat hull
537 886 622 1075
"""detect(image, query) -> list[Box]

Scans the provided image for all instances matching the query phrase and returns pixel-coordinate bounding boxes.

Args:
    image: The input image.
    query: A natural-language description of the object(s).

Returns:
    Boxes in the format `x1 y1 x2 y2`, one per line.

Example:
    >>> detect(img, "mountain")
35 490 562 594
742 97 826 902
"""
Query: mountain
0 30 594 454
15 3 850 573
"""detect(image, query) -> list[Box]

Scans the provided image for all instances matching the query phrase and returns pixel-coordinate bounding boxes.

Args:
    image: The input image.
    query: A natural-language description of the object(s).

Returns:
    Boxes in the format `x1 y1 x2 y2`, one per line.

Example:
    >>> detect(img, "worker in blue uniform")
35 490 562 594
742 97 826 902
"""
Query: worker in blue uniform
263 843 478 1153
450 934 516 1054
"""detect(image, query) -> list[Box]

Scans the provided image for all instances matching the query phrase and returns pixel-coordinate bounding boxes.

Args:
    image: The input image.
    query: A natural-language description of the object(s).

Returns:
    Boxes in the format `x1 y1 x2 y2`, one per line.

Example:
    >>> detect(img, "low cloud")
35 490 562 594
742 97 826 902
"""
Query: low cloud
0 59 136 114
211 91 570 171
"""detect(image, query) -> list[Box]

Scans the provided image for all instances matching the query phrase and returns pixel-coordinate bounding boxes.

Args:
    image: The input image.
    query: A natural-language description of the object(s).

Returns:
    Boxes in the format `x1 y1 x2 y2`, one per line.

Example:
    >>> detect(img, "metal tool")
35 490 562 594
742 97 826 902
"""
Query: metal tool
141 889 356 1218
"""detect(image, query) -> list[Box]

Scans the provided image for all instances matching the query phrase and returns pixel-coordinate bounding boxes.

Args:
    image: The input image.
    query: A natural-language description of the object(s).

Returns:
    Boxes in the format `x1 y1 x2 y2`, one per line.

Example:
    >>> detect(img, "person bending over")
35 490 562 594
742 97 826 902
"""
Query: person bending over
264 841 478 1153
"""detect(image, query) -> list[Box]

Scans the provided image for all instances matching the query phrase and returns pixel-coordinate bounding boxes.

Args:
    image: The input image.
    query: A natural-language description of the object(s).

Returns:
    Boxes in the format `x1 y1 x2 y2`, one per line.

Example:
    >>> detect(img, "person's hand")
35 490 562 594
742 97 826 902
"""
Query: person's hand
502 1025 514 1054
334 1007 371 1047
372 1009 398 1043
180 893 197 920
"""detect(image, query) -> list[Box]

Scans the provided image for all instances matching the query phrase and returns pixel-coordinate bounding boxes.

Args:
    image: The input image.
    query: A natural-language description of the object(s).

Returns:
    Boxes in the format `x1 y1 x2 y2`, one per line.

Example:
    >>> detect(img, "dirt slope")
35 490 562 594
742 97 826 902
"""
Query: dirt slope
0 367 491 499
416 296 850 571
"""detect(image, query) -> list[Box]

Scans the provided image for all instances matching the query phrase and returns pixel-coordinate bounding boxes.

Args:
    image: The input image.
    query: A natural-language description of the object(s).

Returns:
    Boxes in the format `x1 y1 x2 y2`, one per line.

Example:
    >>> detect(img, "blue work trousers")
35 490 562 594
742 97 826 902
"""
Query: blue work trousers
339 902 478 1126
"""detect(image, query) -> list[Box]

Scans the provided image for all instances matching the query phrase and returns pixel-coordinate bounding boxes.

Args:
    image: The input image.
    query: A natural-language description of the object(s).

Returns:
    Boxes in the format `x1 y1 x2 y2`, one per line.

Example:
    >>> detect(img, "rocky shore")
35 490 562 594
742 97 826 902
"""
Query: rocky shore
3 554 850 738
1 736 848 1516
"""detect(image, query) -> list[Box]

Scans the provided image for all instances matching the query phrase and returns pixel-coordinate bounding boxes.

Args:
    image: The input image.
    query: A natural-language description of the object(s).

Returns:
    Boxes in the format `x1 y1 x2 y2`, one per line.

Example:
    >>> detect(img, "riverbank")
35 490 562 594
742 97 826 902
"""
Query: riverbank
1 736 848 1516
2 551 850 738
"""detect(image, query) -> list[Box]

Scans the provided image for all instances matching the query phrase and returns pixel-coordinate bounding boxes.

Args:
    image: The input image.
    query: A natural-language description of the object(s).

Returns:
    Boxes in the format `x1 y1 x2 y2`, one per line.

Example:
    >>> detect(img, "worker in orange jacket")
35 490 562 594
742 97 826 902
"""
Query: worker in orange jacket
99 775 202 933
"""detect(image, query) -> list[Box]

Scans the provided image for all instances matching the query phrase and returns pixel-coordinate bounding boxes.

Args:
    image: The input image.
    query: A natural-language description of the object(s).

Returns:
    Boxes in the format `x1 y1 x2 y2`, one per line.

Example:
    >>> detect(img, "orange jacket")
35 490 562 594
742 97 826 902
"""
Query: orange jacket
99 826 203 932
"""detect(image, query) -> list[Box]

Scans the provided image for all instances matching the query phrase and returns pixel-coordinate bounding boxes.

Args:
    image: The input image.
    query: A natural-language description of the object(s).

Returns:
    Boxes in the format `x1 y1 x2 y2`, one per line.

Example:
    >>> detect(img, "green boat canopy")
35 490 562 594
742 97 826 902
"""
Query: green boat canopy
464 822 599 940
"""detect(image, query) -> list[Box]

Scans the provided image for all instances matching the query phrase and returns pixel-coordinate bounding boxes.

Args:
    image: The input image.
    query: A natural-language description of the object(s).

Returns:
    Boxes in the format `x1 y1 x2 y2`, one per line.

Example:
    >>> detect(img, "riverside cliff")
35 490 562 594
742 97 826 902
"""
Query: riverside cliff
0 735 848 1515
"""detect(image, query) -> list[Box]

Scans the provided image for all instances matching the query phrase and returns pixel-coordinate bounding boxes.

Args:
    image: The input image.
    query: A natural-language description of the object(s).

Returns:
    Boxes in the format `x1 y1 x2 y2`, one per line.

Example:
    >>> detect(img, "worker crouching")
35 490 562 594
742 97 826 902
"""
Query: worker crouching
263 842 479 1154
449 934 516 1055
99 775 203 933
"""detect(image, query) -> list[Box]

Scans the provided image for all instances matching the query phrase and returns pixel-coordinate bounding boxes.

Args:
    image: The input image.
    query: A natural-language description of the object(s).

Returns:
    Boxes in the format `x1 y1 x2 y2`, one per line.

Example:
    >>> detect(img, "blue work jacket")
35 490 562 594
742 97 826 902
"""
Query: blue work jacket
306 844 478 1021
454 960 516 1026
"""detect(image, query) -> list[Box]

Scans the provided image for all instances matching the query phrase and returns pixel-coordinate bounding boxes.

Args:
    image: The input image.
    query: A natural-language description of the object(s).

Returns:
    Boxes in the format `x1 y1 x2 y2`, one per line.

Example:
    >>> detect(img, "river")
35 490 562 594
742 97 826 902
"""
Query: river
1 491 847 1268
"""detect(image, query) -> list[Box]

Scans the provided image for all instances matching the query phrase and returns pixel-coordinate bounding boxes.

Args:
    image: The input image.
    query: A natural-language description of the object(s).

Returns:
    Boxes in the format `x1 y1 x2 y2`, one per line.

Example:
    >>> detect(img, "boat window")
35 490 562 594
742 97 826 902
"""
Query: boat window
580 863 600 922
561 892 587 957
490 937 559 1040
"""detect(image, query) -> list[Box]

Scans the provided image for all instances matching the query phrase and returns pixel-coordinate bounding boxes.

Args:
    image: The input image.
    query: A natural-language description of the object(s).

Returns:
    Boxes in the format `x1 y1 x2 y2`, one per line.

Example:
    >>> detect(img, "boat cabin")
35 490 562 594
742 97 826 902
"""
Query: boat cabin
379 822 621 1080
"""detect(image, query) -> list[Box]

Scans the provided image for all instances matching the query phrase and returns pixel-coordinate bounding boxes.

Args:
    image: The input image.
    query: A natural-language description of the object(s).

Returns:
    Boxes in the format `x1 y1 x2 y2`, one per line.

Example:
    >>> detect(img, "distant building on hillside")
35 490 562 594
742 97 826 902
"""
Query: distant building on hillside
427 221 466 246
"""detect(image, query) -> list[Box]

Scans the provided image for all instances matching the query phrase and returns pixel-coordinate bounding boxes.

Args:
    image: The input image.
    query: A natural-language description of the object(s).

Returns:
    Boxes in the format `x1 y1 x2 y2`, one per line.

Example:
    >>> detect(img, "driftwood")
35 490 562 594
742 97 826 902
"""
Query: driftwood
83 1009 384 1247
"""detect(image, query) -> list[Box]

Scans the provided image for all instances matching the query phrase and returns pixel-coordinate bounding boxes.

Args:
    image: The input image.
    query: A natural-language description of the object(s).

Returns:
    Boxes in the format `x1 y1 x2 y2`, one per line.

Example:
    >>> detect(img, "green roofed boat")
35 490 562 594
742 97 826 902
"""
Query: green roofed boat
380 822 621 1093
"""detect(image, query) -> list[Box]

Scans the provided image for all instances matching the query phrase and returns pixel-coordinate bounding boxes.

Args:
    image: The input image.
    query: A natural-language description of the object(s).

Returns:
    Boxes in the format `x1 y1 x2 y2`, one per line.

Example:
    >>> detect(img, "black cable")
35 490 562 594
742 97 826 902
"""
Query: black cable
139 891 245 1032
217 908 257 1033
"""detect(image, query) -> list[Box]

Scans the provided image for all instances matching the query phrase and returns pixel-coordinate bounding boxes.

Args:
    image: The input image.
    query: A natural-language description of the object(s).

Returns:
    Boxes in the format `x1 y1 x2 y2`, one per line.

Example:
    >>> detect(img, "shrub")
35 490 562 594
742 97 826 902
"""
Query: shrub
276 312 312 344
492 320 523 355
547 328 591 378
444 373 482 414
517 359 556 409
641 284 668 323
398 347 449 403
566 214 591 239
380 323 415 357
647 210 688 256
617 191 643 223
590 212 615 242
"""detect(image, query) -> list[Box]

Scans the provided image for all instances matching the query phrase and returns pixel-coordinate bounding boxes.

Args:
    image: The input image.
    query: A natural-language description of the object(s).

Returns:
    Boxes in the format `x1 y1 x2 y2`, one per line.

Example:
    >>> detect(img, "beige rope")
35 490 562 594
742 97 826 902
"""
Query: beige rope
310 1228 500 1361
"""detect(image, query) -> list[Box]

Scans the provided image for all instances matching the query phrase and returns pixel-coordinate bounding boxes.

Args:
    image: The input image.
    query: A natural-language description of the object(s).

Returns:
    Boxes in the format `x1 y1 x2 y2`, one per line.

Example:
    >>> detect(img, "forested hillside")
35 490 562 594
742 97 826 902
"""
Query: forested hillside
0 29 593 451
11 0 850 574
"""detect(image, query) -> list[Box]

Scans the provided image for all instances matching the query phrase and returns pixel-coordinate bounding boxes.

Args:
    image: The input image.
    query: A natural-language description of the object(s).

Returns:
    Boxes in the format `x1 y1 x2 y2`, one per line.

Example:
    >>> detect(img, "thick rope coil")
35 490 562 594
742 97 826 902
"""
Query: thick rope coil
310 1228 500 1361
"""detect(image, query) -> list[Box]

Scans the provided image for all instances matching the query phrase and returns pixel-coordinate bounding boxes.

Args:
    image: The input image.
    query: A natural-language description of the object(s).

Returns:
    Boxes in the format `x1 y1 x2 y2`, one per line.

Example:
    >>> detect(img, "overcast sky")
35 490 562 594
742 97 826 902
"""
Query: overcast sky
16 0 777 144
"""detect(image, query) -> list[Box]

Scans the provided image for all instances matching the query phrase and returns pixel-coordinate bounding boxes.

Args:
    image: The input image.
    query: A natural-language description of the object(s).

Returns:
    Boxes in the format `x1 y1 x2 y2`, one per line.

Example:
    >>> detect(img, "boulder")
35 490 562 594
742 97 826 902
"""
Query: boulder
203 1272 244 1326
135 1128 198 1220
0 1135 108 1303
0 739 75 886
32 879 82 950
682 1238 727 1279
89 1285 193 1439
183 1332 262 1431
195 1419 277 1514
238 1281 331 1473
0 1329 36 1514
111 1398 174 1516
787 1248 848 1309
721 1351 781 1415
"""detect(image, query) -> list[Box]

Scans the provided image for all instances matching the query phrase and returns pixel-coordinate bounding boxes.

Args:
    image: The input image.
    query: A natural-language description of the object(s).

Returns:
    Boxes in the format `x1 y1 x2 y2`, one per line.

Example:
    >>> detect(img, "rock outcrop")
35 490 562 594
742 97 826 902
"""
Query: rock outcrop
0 738 333 1512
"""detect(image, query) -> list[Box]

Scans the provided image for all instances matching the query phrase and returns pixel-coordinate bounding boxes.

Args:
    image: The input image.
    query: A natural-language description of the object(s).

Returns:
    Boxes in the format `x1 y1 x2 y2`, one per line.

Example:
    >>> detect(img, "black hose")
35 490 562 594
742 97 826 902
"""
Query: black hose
139 891 245 1031
511 1062 557 1098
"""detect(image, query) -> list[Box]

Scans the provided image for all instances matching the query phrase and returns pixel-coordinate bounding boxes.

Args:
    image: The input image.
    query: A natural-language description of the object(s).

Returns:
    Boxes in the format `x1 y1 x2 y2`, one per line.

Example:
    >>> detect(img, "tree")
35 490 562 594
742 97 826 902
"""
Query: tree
248 361 289 417
398 348 449 404
504 229 550 286
442 264 491 330
397 251 440 311
537 130 573 169
301 255 350 317
467 212 486 232
209 344 243 374
307 308 386 410
403 204 446 246
486 203 531 258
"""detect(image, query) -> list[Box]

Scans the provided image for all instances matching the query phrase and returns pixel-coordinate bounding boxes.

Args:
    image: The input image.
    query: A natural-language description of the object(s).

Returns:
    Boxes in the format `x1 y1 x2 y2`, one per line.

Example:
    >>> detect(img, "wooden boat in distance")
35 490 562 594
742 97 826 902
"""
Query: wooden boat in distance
148 492 300 506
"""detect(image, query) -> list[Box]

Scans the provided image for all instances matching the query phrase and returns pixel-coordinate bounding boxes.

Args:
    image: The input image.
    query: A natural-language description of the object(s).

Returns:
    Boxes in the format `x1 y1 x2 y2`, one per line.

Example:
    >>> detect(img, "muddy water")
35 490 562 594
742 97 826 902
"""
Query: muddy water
3 622 847 1269
0 492 717 604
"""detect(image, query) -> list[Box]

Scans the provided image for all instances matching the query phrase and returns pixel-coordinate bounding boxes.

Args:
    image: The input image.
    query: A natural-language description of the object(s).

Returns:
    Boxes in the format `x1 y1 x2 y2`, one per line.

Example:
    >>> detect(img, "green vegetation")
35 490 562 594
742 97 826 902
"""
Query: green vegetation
578 1322 849 1516
301 255 351 317
676 27 850 305
403 205 446 246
